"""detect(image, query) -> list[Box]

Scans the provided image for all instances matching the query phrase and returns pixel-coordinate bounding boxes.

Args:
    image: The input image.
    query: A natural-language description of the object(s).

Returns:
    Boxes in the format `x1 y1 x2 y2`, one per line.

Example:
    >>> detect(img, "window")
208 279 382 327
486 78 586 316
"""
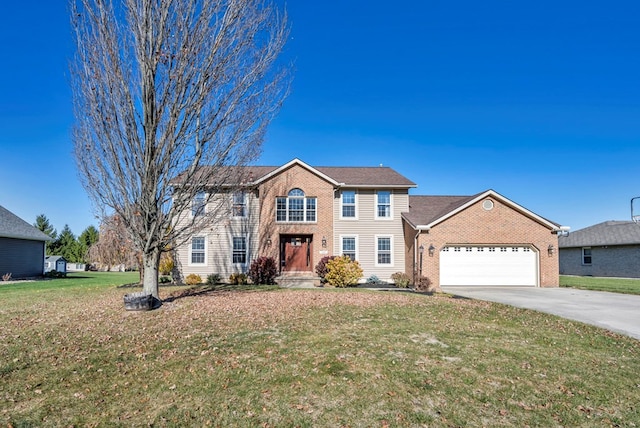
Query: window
233 237 247 264
582 247 592 265
341 190 356 218
192 192 206 217
342 236 357 261
376 191 391 219
232 192 246 217
276 188 317 223
191 236 205 264
377 237 392 265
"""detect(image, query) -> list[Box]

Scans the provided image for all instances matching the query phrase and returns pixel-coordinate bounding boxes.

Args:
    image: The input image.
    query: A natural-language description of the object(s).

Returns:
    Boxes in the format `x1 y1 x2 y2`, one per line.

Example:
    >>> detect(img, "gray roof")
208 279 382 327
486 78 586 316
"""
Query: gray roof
0 205 52 242
559 221 640 248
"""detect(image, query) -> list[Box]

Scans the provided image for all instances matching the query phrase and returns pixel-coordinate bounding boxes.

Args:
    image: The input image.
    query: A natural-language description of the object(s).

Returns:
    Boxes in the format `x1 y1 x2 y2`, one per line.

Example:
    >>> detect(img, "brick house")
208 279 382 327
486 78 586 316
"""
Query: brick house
559 221 640 278
175 159 564 287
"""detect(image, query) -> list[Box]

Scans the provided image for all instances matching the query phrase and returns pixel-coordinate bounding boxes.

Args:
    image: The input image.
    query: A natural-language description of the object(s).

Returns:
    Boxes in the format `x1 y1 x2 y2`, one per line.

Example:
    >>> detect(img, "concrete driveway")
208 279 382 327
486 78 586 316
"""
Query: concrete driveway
441 286 640 341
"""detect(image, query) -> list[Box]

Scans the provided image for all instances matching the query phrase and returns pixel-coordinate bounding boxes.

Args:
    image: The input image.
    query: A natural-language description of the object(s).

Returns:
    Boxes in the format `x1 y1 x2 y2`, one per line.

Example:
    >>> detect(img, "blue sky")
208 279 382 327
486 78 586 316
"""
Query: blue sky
1 1 639 236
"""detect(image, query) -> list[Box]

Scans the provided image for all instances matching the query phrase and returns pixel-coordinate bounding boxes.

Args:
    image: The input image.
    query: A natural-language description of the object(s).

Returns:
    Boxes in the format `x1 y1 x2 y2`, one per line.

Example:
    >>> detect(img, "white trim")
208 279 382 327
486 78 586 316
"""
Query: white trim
582 247 592 266
375 235 394 267
188 235 207 266
375 190 393 220
340 189 358 220
231 191 247 218
232 235 249 266
340 235 359 261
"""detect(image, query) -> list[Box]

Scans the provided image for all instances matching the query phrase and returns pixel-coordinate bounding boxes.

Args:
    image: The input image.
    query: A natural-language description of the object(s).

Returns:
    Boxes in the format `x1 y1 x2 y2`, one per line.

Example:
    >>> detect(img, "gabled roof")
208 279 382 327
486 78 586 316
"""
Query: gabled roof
402 190 561 231
559 221 640 248
46 255 67 262
183 158 417 188
0 205 52 242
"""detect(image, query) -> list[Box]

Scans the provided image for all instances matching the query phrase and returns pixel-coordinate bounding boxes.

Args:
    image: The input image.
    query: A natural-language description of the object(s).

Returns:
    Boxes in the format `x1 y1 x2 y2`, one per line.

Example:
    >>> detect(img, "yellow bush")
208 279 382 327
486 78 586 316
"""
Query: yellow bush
325 255 363 288
159 253 175 276
185 273 202 285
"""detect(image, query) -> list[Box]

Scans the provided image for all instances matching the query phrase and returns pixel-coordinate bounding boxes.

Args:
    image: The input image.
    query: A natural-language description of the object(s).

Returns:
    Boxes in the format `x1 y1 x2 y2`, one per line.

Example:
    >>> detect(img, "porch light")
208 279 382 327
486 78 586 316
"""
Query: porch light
428 244 436 257
266 238 272 247
322 236 327 248
548 244 555 255
419 244 424 255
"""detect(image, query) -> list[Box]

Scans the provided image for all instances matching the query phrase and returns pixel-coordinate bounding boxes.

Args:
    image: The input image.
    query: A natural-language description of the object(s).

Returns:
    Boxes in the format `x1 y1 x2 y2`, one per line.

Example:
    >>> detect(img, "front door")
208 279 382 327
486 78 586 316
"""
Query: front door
281 235 313 272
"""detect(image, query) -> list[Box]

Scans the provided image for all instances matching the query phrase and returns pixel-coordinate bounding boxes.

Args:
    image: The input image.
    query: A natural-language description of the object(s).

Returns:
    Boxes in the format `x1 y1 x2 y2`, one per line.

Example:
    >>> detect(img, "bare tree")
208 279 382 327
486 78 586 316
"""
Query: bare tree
88 214 140 272
70 0 290 300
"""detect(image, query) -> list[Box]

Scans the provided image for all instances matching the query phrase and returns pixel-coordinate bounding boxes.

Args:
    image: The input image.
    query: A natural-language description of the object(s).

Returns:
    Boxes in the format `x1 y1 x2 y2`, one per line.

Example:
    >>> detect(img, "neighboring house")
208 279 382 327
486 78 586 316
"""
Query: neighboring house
175 159 566 288
45 256 67 273
0 205 51 278
559 221 640 278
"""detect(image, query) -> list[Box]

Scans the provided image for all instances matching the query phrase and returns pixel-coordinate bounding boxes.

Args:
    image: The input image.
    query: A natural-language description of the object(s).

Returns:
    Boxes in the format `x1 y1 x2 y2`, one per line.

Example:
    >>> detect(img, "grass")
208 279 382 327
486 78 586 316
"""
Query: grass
560 275 640 295
1 274 639 426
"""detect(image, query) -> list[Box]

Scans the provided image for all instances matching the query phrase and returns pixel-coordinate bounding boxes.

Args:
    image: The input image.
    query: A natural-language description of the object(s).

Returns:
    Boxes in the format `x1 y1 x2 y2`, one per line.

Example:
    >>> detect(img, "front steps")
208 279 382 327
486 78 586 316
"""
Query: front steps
276 273 321 288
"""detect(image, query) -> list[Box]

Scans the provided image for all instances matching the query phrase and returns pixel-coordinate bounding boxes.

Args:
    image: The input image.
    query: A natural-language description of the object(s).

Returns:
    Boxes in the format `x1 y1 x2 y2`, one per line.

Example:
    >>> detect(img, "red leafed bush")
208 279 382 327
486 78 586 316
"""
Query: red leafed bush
315 256 337 283
248 256 278 285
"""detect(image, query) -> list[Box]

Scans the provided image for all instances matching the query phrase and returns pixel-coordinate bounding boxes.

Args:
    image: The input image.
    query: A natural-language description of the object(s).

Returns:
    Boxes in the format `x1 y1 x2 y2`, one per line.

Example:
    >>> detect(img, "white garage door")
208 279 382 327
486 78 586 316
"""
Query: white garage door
440 246 538 287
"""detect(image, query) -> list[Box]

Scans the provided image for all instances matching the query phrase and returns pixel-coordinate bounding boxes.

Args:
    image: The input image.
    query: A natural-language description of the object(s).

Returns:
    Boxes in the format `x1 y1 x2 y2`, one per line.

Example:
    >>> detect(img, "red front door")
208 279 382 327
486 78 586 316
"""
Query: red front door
281 235 313 272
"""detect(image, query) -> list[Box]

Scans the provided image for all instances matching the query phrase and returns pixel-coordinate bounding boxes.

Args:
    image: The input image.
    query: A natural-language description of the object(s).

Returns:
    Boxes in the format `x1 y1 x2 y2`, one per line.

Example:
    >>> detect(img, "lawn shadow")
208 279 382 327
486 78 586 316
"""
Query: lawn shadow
162 283 278 303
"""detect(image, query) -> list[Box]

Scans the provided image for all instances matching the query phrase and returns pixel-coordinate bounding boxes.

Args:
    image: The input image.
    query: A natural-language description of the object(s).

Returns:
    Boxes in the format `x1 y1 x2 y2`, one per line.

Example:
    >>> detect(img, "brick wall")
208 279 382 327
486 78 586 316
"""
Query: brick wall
257 164 334 270
560 245 640 278
407 196 559 288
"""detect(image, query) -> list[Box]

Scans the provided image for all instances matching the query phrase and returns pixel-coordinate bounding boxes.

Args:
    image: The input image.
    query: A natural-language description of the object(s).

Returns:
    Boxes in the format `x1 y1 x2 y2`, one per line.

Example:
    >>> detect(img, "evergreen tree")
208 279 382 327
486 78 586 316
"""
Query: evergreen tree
53 225 82 263
34 214 57 254
78 226 99 263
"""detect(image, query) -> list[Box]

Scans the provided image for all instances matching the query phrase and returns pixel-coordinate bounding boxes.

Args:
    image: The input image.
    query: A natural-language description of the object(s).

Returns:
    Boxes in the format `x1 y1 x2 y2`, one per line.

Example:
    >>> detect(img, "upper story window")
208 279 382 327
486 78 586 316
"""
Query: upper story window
582 247 592 265
232 191 246 217
276 188 317 223
376 191 391 219
341 190 356 219
192 192 206 217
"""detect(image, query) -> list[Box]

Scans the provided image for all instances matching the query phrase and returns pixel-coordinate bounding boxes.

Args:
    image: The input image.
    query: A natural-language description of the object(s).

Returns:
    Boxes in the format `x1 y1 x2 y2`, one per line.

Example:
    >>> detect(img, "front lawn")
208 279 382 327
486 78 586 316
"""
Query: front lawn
560 275 640 295
1 278 639 426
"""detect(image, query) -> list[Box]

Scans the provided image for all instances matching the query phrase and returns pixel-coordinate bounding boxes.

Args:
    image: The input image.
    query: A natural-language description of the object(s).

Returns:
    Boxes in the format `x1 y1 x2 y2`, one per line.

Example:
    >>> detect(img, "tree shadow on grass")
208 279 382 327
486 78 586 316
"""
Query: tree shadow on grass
162 284 278 303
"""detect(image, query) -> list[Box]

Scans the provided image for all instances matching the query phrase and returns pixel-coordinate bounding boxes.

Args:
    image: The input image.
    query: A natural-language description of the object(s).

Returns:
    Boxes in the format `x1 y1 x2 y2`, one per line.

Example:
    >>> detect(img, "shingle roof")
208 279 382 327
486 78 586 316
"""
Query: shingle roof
0 205 52 241
177 160 416 188
559 221 640 248
402 195 478 227
314 166 416 187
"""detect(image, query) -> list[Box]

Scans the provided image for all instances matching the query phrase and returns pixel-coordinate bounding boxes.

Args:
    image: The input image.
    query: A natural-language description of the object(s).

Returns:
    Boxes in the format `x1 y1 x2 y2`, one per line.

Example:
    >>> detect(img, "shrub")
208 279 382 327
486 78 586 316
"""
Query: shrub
315 256 337 283
391 272 411 288
415 276 436 292
248 256 278 285
325 255 363 288
159 276 172 284
44 270 66 279
367 274 382 285
185 273 202 285
2 272 12 281
229 272 248 285
159 254 175 276
206 273 221 285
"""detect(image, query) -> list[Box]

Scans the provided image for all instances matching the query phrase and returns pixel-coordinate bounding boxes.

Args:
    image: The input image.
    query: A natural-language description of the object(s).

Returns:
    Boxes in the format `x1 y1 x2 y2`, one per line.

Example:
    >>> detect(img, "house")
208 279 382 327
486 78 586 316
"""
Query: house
175 159 565 288
45 256 67 273
0 205 51 278
559 221 640 278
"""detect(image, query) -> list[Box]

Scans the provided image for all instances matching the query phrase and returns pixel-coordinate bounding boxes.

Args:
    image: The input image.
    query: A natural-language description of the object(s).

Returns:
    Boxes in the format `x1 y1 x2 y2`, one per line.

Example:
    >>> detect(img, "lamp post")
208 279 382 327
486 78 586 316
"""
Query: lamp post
419 244 424 278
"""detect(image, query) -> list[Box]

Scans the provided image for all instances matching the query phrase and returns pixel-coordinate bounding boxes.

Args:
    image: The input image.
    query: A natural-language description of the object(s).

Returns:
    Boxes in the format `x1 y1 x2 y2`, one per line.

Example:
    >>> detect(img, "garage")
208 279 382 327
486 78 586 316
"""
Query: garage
440 245 538 287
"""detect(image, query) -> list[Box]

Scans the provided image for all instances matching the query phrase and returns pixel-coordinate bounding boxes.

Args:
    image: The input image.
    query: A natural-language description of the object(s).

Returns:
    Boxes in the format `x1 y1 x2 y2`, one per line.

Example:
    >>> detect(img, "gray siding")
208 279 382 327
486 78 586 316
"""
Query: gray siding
0 237 45 278
559 245 640 278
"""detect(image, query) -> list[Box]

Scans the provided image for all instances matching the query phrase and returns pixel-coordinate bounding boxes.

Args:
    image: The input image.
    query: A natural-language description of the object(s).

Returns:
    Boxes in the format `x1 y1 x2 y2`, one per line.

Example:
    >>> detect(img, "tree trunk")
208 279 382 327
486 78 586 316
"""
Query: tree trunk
142 249 161 300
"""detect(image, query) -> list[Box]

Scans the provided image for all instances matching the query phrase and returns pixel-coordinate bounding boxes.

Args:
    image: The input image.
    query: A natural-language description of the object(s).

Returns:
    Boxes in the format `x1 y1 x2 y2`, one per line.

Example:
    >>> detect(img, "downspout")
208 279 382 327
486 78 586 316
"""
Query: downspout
413 230 421 285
